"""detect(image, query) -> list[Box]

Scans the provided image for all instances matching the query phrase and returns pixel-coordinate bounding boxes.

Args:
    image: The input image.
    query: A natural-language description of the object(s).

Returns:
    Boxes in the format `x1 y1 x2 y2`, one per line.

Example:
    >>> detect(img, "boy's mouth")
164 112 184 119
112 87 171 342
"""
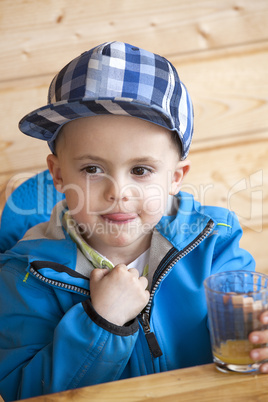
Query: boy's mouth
101 213 138 224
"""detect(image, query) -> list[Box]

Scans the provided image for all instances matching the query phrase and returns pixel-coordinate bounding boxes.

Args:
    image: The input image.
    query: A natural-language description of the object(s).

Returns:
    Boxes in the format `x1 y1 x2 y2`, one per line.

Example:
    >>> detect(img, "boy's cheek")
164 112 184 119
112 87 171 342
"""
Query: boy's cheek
142 186 169 217
64 190 85 215
143 199 162 216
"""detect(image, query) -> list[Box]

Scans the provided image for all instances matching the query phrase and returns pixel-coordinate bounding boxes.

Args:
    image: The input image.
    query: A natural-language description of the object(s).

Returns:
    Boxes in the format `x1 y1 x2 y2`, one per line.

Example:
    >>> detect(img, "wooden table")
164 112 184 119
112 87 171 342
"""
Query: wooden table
20 363 268 402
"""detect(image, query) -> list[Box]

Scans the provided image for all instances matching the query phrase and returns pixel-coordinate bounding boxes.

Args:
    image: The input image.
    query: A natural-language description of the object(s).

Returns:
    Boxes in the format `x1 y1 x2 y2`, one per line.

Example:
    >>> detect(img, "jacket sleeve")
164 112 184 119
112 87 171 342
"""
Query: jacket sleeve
210 210 256 274
0 261 139 401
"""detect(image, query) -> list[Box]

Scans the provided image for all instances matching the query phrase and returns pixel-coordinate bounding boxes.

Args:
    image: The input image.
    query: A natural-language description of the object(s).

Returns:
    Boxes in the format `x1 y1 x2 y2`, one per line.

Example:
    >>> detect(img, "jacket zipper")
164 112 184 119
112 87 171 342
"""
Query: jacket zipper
28 266 90 296
28 219 214 358
140 219 215 358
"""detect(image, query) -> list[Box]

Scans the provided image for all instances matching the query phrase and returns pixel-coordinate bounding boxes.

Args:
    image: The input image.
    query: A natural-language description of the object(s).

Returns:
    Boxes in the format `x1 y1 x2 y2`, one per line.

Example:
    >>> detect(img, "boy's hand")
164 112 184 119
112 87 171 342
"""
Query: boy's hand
90 265 150 326
249 311 268 373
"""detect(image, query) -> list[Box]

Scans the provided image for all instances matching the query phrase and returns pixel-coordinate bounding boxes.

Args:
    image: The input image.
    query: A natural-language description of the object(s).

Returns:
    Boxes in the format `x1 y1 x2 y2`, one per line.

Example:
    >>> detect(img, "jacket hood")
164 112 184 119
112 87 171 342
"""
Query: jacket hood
0 170 64 254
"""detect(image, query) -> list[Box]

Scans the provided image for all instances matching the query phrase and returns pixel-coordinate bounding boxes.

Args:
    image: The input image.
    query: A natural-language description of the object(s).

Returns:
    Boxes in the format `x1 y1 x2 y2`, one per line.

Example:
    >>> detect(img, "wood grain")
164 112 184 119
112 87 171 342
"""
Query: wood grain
0 42 267 174
185 138 268 218
18 364 268 402
1 0 268 82
0 0 267 269
175 43 268 142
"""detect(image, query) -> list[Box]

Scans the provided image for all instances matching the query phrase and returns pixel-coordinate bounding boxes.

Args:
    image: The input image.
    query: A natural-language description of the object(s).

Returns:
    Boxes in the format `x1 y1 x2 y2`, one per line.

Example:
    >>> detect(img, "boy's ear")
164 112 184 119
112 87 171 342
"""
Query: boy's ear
169 160 191 196
47 154 64 193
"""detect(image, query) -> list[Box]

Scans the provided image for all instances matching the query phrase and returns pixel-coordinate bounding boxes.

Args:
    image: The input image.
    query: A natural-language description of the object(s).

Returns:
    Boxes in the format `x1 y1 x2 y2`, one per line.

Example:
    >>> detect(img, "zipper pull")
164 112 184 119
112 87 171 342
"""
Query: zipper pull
145 332 163 358
142 313 163 358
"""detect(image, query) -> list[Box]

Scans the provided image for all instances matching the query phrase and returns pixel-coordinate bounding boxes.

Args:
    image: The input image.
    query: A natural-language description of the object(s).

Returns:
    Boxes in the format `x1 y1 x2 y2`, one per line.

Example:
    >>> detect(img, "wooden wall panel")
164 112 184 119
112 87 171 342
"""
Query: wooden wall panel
1 0 268 81
185 139 268 218
1 42 267 173
0 0 267 272
175 43 268 142
241 223 268 274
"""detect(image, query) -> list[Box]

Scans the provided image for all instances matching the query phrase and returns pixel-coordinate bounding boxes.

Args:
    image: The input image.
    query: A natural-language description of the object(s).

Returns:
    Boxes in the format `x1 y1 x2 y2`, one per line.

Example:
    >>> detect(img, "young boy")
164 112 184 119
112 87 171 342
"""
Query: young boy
0 41 268 401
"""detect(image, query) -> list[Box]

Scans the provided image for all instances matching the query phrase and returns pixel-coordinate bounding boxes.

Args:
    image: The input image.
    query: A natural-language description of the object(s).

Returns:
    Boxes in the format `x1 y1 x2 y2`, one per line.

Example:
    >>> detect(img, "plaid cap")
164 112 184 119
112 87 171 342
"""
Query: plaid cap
19 41 194 159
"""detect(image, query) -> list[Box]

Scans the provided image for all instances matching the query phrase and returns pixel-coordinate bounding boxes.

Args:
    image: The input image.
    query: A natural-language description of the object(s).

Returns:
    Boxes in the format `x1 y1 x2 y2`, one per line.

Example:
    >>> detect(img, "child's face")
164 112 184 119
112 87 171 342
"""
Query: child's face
47 115 190 259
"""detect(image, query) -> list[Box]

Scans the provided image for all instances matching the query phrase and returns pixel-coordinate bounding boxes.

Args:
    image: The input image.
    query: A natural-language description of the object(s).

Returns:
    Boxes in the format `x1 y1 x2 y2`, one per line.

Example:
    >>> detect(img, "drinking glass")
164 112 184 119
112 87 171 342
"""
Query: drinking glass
204 270 268 373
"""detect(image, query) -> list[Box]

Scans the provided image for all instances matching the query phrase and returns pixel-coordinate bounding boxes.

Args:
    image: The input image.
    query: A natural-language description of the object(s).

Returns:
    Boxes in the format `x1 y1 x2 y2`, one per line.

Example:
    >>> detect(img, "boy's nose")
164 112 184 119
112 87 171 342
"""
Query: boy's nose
104 176 131 203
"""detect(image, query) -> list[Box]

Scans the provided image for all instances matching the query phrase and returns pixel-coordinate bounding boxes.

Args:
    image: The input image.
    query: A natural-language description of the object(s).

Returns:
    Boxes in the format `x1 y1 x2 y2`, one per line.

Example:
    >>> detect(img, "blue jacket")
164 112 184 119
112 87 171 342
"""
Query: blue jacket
0 172 255 401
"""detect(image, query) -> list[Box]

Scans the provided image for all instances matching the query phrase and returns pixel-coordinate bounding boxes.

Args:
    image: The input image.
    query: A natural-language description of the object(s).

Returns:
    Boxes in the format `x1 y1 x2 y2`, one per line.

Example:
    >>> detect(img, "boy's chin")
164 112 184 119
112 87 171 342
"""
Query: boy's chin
86 230 153 249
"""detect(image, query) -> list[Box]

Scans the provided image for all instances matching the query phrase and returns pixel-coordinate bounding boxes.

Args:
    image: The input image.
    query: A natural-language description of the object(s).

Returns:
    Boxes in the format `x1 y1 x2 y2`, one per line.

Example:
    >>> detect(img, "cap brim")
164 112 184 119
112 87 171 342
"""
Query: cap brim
19 97 187 157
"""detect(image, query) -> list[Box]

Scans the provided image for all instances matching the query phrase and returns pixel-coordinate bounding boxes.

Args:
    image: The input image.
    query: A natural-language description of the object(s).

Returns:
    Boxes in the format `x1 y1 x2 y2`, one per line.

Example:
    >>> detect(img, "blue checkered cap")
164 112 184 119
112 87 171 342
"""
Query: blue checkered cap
19 41 194 159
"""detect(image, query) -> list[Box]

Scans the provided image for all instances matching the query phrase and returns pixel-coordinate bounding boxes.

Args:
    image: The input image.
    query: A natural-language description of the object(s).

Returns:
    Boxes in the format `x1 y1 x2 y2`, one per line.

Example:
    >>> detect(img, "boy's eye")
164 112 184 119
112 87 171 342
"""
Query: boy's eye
83 166 103 175
131 166 153 176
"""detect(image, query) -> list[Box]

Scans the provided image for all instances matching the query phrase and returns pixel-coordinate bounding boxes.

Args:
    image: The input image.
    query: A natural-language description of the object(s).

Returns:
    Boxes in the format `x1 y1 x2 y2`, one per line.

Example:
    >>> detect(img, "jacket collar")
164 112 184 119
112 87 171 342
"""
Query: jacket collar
156 192 213 251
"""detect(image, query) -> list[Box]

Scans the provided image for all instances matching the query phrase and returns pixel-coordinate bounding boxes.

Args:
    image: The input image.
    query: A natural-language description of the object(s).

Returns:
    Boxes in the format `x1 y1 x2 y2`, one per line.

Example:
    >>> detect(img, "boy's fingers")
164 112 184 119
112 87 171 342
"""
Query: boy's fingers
249 329 268 344
90 268 110 281
259 362 268 374
249 327 268 370
259 311 268 325
139 276 149 289
250 346 268 363
128 268 140 278
249 309 268 345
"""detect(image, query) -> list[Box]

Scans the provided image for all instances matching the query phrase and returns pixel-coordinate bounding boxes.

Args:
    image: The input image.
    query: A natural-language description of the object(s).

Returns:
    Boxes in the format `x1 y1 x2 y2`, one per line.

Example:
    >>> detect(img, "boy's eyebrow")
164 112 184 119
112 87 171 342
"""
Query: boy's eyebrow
73 154 163 164
73 154 106 162
127 157 163 164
